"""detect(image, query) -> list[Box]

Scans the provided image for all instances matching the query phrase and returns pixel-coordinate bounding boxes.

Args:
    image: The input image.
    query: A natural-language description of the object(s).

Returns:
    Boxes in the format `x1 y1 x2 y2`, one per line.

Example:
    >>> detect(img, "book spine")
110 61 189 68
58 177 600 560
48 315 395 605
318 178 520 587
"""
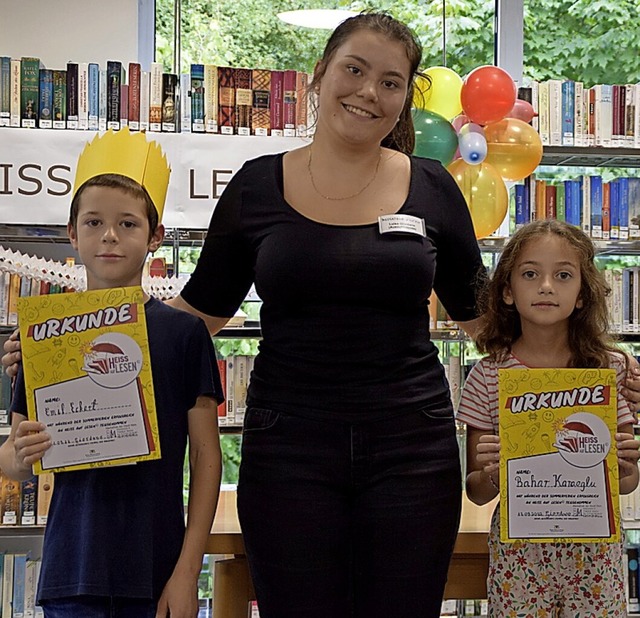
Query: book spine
106 60 121 130
139 70 150 131
0 56 10 126
190 64 205 132
179 72 191 133
283 69 297 137
514 184 525 229
548 79 562 146
20 57 40 128
66 61 78 129
270 70 284 136
251 68 270 136
225 356 235 426
12 554 26 618
149 62 163 132
19 477 36 526
295 71 308 137
626 83 636 147
574 81 583 146
581 175 591 236
76 62 89 130
587 87 595 146
602 181 610 240
556 182 565 222
203 64 218 133
590 175 603 239
7 273 20 325
561 80 574 146
10 58 21 127
128 62 141 130
218 66 235 134
609 180 619 240
234 355 248 425
161 72 178 132
2 554 14 618
36 473 54 526
234 68 252 136
88 63 99 130
52 69 66 129
98 69 107 130
38 69 53 129
216 358 227 424
537 80 549 146
620 177 630 240
24 559 37 618
119 83 129 127
1 473 20 525
600 84 613 147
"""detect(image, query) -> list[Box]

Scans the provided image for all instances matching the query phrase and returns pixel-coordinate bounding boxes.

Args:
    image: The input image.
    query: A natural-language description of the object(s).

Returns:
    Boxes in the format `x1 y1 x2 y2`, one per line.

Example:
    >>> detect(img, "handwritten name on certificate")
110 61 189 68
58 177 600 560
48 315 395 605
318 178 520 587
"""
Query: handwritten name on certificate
17 286 161 473
498 368 619 543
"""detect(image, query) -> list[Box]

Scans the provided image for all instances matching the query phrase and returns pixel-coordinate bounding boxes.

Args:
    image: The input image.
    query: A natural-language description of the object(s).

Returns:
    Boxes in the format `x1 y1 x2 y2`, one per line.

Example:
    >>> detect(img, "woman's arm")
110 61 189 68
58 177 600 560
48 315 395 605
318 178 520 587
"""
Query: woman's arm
166 295 231 336
617 423 639 495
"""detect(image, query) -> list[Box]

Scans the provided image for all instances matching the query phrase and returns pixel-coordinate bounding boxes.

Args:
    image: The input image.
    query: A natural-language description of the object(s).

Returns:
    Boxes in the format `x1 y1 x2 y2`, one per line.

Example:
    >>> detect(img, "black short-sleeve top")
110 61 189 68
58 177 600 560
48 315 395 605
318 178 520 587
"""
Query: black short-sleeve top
182 153 485 421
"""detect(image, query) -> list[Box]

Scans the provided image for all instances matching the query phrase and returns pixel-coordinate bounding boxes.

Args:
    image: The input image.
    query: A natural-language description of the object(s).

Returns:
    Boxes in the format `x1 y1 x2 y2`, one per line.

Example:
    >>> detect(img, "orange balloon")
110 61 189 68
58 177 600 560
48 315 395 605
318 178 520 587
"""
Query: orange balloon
483 118 543 181
447 159 508 239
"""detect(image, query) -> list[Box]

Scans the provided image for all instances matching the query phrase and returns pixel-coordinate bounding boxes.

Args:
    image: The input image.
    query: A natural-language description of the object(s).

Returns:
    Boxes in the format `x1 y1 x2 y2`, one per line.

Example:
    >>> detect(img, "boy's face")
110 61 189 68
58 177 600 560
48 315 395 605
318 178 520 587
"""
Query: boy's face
68 186 164 291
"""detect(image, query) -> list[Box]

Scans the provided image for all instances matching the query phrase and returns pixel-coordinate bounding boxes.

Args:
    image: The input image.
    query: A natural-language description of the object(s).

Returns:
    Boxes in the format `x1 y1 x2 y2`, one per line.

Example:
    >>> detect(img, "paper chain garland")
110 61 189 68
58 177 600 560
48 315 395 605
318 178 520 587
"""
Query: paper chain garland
0 245 186 300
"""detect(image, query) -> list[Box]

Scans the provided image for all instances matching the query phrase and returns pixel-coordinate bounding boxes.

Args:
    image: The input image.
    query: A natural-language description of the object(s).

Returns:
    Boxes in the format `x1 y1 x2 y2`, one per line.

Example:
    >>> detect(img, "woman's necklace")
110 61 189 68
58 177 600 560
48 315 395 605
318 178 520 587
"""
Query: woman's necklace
307 146 382 201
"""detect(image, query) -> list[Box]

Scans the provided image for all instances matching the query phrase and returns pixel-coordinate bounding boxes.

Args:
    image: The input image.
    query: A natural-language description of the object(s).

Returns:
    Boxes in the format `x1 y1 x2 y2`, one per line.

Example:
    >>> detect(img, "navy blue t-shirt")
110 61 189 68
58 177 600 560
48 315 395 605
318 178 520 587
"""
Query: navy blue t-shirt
182 153 485 420
10 297 223 602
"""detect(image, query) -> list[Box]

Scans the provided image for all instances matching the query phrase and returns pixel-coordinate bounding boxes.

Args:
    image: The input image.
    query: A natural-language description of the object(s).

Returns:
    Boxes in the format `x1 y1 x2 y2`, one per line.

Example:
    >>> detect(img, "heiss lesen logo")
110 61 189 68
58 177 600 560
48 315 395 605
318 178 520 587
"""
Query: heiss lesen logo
552 412 611 469
81 332 143 389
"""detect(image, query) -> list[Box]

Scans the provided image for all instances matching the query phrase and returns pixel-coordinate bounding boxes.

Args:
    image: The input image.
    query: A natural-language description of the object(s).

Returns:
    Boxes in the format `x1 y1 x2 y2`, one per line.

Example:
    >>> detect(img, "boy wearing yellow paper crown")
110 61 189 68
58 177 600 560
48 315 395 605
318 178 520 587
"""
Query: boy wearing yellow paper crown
0 128 224 618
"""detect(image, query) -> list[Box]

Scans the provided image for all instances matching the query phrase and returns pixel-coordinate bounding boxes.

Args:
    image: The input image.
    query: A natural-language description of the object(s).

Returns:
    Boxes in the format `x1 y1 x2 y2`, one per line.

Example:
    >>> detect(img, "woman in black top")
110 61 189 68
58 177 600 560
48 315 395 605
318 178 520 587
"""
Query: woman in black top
173 13 484 617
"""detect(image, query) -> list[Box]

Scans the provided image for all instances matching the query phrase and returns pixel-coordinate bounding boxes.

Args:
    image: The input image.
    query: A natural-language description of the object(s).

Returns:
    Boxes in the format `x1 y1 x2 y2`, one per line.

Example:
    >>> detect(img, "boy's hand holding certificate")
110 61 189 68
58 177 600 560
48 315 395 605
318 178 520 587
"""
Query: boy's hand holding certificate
18 286 160 473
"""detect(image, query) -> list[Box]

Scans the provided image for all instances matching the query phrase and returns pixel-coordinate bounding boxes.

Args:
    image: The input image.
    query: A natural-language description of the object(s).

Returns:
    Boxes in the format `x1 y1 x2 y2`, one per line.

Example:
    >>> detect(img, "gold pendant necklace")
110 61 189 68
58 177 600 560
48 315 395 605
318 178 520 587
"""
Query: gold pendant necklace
307 147 382 201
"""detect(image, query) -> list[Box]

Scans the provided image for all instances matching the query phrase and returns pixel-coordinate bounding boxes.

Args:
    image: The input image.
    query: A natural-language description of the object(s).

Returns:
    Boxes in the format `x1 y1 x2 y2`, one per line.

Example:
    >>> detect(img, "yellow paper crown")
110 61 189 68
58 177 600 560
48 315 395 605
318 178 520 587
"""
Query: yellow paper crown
73 127 171 220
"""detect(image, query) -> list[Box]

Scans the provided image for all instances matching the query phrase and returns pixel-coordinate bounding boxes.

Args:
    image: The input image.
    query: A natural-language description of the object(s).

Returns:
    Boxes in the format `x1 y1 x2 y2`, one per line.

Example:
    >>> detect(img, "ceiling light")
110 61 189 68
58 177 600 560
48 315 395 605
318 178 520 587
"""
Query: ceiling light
277 9 359 30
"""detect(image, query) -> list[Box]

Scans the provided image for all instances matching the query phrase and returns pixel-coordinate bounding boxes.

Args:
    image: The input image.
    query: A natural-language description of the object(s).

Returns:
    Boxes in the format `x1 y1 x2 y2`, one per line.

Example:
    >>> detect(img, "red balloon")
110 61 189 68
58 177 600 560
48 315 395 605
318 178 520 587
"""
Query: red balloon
460 66 517 125
507 99 537 123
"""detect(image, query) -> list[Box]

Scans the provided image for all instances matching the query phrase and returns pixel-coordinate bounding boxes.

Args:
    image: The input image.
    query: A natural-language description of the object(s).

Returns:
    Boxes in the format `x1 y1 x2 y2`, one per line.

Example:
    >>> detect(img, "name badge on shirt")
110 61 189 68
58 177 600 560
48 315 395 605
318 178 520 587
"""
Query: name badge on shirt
378 214 426 237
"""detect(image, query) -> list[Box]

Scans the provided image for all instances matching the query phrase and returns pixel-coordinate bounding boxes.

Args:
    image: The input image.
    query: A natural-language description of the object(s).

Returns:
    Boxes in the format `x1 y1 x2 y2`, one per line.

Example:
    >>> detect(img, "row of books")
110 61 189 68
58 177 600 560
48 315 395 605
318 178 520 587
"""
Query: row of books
0 472 53 528
0 56 314 137
514 175 640 239
522 79 640 149
0 272 72 328
439 599 488 617
217 355 255 427
0 553 43 618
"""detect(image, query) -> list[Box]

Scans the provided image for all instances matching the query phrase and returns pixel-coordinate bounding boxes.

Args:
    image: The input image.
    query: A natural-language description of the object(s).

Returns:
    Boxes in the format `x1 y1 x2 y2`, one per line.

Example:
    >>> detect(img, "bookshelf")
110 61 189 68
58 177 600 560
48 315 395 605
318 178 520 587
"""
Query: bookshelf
4 128 640 615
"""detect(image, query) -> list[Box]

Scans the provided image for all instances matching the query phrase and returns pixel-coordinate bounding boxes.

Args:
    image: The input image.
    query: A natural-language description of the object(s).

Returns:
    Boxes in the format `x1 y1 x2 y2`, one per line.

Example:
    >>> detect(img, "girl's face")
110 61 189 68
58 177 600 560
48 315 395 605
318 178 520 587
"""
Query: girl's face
503 234 583 330
314 29 411 147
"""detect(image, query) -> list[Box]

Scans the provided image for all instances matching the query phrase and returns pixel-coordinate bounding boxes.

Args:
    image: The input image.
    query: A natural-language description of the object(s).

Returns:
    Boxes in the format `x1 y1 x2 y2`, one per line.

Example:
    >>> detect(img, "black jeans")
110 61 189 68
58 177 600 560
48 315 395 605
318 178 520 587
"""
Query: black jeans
237 405 462 618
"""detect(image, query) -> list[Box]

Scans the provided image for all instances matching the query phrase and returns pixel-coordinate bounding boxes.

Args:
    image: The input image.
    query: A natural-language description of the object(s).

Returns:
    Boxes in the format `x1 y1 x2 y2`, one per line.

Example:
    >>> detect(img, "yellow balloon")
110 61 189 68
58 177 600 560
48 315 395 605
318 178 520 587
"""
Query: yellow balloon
413 66 463 120
447 159 508 239
483 118 543 181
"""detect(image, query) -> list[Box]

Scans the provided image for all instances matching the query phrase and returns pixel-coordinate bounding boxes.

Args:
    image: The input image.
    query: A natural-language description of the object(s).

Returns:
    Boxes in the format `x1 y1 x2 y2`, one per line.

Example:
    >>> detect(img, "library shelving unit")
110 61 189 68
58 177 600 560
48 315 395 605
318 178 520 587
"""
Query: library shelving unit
4 132 640 615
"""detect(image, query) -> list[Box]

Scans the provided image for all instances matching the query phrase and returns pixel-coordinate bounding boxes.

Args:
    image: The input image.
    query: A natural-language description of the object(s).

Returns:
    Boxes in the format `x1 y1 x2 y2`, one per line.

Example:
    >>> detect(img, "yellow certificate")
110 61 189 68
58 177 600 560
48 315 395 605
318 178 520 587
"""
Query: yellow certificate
18 286 160 473
498 368 619 543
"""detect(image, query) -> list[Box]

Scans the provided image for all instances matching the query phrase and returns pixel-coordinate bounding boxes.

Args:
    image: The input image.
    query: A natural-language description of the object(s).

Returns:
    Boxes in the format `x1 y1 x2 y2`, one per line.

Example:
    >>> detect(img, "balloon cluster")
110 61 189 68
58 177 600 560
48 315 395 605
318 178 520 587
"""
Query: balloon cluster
413 66 543 238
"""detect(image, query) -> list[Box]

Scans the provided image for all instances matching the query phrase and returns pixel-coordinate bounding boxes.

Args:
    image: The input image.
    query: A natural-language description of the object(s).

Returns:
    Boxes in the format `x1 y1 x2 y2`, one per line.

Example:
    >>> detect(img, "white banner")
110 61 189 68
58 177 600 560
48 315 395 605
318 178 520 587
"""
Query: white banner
0 128 308 229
